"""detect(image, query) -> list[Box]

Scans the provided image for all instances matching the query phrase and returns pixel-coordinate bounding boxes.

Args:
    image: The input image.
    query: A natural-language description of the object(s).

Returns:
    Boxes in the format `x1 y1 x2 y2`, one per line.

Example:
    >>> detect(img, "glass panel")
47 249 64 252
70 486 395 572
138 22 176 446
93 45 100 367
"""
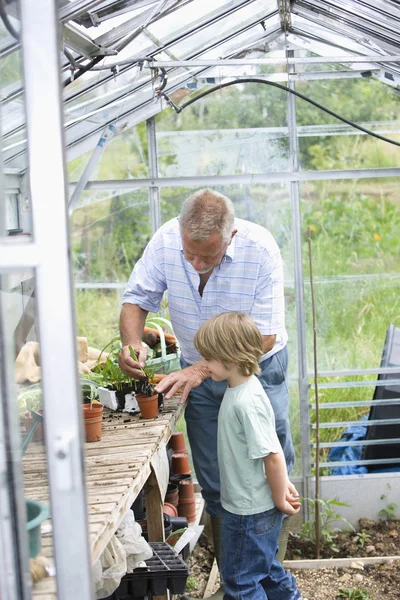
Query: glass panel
156 81 289 176
297 77 400 171
1 17 31 238
68 124 148 183
165 0 275 58
0 269 57 598
71 188 151 349
301 176 400 371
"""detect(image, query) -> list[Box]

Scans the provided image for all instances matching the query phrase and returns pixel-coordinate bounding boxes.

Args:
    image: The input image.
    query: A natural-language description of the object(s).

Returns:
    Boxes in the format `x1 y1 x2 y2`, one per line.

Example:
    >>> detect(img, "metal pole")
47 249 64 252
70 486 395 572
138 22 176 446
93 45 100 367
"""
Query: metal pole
68 124 115 215
146 117 161 233
286 49 311 515
93 55 400 68
70 166 400 191
0 279 32 600
308 227 321 558
20 0 93 598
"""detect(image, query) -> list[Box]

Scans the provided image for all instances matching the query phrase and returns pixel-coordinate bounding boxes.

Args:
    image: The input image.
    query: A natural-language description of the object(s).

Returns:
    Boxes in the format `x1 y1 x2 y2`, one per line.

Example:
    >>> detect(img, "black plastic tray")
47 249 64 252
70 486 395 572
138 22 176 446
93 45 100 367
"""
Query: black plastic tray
109 542 189 599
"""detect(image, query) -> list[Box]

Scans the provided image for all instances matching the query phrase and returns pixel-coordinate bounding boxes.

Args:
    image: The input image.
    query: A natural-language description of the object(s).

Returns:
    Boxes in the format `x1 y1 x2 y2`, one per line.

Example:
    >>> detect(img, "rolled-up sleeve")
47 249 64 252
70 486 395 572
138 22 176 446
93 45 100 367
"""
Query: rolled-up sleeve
250 249 285 336
121 237 167 313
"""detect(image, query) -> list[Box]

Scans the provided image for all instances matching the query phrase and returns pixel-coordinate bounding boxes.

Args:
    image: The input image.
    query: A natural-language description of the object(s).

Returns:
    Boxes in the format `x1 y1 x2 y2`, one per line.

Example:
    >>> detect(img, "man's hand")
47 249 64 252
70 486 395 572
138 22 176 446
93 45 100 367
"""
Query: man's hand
118 344 148 379
154 363 209 404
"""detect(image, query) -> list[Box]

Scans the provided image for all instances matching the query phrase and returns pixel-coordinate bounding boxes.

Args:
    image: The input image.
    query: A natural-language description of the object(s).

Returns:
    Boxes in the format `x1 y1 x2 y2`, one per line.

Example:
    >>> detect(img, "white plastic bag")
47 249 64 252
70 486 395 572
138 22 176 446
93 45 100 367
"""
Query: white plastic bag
116 509 153 573
95 535 127 599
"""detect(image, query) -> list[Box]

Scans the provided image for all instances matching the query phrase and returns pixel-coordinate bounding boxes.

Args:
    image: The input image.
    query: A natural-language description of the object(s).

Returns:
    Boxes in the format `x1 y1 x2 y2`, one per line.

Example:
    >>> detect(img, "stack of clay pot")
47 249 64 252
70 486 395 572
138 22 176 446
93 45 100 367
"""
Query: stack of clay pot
167 431 196 523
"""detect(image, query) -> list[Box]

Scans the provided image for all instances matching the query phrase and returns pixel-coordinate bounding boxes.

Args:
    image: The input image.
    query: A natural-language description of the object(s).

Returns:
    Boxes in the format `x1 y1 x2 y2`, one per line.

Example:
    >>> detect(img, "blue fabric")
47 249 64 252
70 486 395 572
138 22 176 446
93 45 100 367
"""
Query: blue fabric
328 417 368 475
184 346 295 516
221 507 300 600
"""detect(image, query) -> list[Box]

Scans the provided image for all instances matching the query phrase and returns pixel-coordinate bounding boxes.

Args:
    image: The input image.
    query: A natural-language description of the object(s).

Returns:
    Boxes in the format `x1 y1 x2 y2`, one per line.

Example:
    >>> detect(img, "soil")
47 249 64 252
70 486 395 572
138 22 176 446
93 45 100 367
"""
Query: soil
180 520 400 599
286 518 400 560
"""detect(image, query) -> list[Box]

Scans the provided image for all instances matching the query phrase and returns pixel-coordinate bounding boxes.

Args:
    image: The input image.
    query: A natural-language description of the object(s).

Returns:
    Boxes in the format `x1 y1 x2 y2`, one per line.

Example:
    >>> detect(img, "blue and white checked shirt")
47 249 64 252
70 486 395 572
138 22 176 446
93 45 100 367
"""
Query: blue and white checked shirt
122 217 287 365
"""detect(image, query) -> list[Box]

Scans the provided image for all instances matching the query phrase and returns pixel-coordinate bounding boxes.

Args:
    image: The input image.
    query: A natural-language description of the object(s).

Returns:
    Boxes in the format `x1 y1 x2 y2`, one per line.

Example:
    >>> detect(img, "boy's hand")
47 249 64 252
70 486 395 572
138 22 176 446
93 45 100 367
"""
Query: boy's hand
286 481 300 509
274 481 301 515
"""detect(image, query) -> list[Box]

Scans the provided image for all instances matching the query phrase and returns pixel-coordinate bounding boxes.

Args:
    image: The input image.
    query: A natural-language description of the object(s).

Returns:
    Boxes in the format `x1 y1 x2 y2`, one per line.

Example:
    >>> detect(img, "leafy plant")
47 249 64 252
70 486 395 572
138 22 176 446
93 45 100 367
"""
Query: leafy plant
337 588 372 600
300 497 355 552
93 335 136 391
17 379 100 414
17 384 43 414
128 346 156 397
185 576 199 592
355 531 371 549
379 484 398 520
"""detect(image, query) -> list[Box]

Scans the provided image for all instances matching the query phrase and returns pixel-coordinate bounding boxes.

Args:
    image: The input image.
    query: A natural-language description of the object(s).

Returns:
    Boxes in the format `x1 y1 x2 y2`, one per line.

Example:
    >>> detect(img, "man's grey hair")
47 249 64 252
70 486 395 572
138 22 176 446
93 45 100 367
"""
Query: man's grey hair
179 189 235 242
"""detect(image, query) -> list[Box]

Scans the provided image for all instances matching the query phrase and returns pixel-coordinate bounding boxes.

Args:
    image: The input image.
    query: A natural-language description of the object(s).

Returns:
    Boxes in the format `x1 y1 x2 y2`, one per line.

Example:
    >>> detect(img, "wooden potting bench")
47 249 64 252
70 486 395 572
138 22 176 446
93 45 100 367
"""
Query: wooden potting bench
23 394 203 599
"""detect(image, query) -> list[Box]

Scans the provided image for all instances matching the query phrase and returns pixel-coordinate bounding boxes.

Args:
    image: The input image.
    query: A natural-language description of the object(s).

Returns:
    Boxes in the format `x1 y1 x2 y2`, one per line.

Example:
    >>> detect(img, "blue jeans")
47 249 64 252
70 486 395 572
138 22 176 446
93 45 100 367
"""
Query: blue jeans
184 346 295 516
221 508 301 600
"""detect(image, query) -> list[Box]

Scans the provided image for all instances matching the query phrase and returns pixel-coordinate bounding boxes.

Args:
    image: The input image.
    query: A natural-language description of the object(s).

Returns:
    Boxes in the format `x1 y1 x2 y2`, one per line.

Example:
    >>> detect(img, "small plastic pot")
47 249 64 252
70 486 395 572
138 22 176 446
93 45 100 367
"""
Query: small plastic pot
137 393 159 419
82 403 103 442
178 478 195 502
170 452 191 475
163 502 178 518
169 431 187 453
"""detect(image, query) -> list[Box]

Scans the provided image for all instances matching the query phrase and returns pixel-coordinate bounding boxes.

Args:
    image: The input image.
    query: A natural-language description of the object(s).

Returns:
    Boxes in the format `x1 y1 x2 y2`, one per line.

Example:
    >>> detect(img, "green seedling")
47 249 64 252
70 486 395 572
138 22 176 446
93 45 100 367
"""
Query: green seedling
337 588 372 600
300 497 355 553
355 531 371 548
379 484 398 520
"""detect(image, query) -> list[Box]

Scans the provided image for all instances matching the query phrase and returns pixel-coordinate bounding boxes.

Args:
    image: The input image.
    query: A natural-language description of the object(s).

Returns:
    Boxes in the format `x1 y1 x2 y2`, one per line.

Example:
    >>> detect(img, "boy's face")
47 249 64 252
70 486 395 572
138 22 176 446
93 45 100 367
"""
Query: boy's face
204 358 232 382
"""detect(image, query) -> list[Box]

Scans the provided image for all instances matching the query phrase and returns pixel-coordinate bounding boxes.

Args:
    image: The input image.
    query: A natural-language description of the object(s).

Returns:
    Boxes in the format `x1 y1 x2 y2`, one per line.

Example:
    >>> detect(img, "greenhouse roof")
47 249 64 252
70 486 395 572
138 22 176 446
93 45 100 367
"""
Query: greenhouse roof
1 0 400 171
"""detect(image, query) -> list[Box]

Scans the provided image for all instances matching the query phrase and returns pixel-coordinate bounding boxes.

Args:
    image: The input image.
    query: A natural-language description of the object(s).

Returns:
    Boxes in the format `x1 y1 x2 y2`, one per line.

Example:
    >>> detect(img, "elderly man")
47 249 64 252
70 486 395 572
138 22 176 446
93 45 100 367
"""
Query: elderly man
119 189 295 598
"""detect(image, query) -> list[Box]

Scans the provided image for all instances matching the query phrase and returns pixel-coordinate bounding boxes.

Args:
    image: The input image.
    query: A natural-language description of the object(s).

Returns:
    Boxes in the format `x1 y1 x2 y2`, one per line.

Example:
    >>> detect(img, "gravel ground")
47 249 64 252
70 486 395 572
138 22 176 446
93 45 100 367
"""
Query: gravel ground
293 560 400 600
180 527 400 599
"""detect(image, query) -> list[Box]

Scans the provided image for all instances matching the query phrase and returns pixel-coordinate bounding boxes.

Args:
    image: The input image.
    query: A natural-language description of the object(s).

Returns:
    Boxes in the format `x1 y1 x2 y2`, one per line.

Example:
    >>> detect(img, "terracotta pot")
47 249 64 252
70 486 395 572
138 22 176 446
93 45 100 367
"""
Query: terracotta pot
163 502 178 517
169 473 192 485
171 452 191 475
178 478 195 502
82 403 103 442
23 410 44 443
137 393 159 419
169 431 187 453
178 497 196 522
165 483 179 507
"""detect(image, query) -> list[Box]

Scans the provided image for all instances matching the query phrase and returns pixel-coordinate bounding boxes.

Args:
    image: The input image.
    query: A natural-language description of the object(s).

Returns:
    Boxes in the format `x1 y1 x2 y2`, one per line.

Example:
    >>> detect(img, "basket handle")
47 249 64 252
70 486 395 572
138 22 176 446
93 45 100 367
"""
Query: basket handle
145 320 168 362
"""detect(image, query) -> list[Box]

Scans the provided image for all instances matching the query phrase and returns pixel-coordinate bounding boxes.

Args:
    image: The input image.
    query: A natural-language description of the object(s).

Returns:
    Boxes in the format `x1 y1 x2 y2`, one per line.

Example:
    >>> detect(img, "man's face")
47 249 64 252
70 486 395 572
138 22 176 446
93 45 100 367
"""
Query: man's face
182 230 236 274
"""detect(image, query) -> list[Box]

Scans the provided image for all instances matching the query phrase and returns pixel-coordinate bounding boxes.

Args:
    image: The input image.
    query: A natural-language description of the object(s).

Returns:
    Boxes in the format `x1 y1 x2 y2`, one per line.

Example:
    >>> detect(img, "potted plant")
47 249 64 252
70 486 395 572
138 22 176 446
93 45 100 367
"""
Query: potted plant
91 336 141 413
18 380 103 445
92 336 164 416
128 347 160 419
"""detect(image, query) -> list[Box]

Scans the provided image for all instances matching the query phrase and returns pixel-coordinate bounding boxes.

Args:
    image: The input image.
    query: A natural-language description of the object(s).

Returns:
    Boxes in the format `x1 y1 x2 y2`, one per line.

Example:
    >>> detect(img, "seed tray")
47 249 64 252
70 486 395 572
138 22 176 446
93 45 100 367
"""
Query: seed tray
110 542 189 599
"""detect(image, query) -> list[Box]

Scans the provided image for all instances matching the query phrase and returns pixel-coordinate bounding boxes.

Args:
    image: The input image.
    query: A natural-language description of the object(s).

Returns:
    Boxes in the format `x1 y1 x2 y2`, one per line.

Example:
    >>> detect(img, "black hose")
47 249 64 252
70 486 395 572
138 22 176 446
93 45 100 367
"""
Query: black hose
0 0 19 41
173 77 400 147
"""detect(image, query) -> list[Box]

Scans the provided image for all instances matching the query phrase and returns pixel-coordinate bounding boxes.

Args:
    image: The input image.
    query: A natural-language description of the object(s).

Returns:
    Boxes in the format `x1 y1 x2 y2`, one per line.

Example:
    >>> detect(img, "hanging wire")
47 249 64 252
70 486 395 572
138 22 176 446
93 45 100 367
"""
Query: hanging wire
0 0 19 40
166 77 400 147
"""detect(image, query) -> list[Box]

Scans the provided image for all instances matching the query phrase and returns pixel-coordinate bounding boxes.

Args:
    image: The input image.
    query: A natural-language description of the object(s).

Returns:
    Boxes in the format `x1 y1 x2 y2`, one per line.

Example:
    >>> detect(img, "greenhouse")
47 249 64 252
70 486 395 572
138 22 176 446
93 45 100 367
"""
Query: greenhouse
1 0 400 598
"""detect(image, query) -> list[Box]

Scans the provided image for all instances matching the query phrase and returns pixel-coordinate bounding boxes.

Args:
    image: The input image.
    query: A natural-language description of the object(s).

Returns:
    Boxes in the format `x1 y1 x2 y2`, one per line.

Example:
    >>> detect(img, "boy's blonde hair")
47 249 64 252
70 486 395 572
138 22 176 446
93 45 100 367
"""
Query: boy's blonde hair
194 312 263 376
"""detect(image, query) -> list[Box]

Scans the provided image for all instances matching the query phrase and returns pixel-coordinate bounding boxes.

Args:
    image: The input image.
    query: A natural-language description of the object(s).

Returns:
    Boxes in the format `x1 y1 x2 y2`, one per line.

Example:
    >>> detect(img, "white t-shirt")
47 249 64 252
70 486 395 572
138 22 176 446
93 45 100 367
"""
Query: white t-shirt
218 375 282 515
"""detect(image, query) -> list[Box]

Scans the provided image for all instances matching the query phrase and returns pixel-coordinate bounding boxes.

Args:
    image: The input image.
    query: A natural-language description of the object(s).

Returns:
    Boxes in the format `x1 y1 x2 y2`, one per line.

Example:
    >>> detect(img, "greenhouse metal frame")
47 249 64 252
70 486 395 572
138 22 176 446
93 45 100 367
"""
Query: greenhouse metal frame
1 0 400 598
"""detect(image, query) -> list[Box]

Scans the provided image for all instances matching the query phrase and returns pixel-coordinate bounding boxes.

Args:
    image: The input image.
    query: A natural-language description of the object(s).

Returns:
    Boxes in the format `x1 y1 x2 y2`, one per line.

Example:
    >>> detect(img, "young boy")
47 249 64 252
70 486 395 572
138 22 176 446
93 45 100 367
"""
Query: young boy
194 312 302 600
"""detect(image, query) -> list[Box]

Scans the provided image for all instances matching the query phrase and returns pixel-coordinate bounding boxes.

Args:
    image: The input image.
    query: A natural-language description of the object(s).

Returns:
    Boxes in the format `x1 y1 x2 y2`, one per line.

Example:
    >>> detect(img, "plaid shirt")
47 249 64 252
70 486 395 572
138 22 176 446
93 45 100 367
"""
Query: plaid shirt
122 217 287 365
